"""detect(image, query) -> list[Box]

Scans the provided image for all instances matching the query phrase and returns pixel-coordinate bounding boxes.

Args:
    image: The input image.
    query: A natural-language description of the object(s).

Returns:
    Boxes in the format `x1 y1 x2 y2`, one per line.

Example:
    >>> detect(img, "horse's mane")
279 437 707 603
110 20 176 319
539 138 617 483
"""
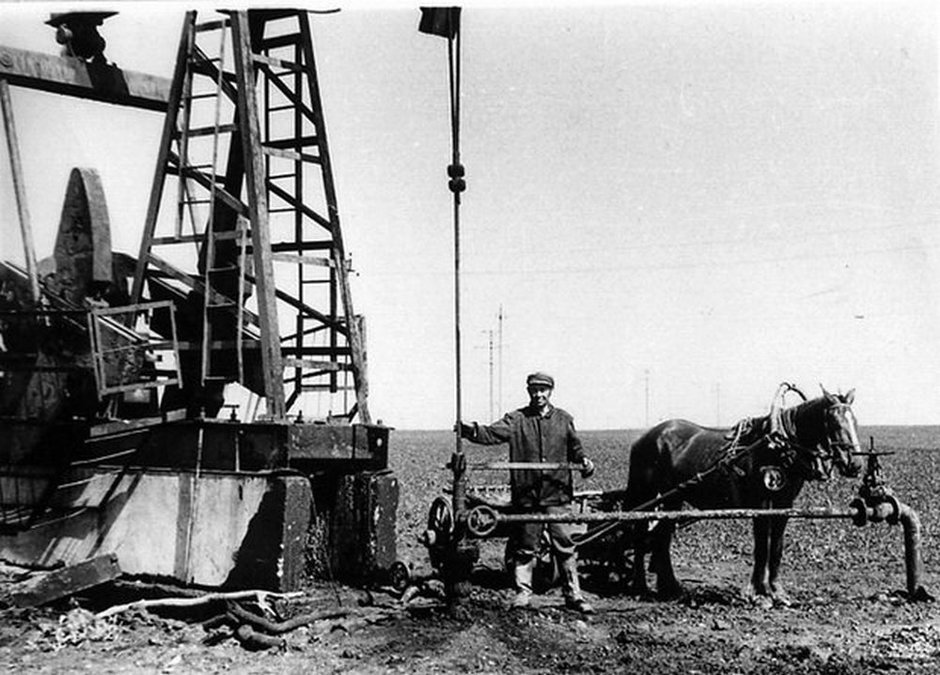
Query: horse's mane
725 394 833 447
724 415 769 445
777 395 830 441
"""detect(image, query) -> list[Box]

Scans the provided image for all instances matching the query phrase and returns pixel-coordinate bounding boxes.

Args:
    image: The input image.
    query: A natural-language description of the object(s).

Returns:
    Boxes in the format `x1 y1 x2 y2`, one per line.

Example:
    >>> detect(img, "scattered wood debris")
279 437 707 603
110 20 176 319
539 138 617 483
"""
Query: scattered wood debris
11 554 121 608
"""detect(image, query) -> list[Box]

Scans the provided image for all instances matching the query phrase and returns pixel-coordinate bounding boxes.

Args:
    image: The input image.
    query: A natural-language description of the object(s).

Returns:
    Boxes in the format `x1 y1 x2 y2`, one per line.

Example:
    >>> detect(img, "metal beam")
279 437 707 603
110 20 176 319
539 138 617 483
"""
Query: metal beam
0 45 170 111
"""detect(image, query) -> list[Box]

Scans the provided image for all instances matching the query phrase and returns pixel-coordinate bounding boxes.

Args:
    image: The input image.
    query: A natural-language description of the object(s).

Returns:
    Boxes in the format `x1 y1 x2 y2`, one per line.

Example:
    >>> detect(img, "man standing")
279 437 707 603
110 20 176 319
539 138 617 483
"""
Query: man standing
459 372 596 613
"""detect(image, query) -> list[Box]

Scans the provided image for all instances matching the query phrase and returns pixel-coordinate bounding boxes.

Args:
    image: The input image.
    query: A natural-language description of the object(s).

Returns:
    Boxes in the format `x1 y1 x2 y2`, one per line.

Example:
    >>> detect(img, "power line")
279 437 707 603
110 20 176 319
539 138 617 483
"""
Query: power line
365 223 940 279
451 239 940 278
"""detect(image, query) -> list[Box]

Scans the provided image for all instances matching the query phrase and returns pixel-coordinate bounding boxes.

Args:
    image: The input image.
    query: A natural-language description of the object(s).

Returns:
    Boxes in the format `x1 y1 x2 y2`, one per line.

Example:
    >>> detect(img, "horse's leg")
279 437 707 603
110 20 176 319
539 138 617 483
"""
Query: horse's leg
653 519 682 599
630 520 651 597
747 517 771 603
625 460 657 598
768 516 792 607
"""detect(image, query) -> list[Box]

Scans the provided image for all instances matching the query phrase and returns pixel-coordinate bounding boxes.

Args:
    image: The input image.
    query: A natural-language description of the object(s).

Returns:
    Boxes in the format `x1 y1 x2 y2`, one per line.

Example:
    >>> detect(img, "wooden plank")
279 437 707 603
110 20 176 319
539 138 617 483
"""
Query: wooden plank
184 123 239 137
257 63 318 127
87 411 186 439
244 271 346 333
152 228 249 246
10 554 122 607
283 356 344 371
263 133 319 149
261 145 321 163
252 53 303 72
173 155 249 216
267 181 330 230
232 11 285 419
132 12 196 304
0 45 169 111
271 253 332 267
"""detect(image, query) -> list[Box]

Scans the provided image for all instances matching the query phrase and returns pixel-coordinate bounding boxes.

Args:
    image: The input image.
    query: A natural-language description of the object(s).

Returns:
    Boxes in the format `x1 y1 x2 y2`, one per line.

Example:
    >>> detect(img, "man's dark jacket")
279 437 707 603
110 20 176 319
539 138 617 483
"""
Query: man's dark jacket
468 405 585 507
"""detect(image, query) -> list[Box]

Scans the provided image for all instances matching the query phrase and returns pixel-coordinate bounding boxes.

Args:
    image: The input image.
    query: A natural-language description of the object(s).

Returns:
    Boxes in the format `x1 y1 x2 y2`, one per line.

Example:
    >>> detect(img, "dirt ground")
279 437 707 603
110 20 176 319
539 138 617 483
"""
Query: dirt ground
1 540 938 675
1 427 938 673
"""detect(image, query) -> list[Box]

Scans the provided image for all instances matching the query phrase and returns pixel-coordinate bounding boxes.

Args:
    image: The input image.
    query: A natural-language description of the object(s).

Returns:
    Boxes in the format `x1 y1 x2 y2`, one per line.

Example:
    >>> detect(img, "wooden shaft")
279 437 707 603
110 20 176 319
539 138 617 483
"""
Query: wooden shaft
0 78 40 302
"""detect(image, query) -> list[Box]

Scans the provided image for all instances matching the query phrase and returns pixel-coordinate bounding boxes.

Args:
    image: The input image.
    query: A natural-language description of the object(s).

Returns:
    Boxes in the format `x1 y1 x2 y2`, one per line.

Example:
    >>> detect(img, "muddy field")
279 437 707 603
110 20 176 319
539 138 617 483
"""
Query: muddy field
1 425 938 673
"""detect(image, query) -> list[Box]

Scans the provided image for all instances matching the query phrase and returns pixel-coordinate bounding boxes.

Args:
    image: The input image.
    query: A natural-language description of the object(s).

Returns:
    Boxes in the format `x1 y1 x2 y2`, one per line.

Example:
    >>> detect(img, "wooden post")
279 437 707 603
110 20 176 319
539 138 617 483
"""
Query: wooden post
297 14 371 424
131 12 195 305
231 11 285 420
0 78 40 302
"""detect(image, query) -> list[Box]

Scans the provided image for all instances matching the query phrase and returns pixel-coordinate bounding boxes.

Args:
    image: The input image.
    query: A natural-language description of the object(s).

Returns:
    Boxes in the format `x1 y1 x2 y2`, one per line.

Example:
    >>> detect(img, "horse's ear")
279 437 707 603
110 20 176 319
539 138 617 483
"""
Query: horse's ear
820 383 835 402
844 388 855 405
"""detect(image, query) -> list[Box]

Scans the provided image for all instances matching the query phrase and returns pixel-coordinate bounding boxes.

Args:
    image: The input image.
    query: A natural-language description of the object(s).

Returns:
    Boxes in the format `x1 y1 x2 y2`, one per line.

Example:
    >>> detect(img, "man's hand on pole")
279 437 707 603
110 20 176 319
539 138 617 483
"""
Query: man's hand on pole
580 457 596 478
453 421 475 440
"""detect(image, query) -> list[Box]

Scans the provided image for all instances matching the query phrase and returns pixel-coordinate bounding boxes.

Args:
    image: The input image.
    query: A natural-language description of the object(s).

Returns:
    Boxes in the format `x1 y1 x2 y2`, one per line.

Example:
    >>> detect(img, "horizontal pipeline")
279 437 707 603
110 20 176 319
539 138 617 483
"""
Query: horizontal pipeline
477 506 857 524
465 462 585 471
462 501 928 600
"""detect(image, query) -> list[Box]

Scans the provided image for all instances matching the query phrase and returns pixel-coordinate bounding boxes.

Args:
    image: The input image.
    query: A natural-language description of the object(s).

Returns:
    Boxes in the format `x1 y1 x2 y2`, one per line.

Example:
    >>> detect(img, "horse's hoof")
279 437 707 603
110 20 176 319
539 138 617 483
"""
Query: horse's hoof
747 594 773 610
742 585 773 609
626 584 652 600
771 591 793 608
657 584 684 601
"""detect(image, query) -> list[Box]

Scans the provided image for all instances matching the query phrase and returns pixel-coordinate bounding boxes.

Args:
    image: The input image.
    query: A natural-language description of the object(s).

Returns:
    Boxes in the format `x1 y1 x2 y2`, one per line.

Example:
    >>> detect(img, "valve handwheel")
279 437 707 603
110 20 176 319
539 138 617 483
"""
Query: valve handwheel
466 504 499 537
426 496 454 545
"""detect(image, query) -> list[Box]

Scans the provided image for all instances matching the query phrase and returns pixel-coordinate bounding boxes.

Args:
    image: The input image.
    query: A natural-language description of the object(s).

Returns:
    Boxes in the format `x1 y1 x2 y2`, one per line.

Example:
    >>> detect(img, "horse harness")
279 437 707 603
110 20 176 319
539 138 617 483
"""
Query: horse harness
720 418 791 491
720 398 843 491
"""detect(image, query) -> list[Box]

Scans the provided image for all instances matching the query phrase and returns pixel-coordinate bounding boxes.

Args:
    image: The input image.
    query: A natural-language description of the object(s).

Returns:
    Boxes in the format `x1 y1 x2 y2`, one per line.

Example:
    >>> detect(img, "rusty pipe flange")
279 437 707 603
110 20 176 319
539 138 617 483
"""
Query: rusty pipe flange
849 497 868 526
466 504 499 537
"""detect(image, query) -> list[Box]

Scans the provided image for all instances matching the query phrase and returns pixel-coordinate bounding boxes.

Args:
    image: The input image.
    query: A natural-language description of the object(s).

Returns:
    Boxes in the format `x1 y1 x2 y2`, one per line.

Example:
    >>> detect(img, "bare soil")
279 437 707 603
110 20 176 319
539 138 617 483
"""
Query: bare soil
1 427 938 673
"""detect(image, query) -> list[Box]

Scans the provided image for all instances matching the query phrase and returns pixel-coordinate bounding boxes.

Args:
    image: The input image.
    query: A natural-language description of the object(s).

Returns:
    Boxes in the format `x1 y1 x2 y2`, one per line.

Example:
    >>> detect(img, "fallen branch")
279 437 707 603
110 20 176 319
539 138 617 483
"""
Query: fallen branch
95 590 302 619
225 601 350 634
234 624 286 651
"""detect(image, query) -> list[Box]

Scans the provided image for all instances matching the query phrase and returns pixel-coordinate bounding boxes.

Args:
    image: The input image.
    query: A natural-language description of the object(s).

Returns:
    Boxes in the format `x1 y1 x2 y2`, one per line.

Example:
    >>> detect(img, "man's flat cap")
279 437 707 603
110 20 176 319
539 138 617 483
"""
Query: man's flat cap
526 372 555 388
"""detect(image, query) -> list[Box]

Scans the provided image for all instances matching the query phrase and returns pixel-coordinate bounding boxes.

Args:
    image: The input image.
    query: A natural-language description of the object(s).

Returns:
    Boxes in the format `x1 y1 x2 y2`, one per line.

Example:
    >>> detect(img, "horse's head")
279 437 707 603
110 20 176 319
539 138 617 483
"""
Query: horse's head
819 385 863 479
774 385 863 481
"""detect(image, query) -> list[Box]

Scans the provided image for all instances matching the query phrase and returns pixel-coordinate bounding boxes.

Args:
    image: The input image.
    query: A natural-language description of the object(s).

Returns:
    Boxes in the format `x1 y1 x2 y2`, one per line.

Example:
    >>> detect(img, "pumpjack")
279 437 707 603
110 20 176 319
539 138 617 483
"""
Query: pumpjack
0 10 401 592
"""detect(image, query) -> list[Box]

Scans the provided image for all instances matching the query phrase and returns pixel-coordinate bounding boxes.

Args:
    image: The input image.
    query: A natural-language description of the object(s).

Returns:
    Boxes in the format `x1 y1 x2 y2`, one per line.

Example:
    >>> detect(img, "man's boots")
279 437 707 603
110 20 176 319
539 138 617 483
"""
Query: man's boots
559 555 595 614
511 558 535 609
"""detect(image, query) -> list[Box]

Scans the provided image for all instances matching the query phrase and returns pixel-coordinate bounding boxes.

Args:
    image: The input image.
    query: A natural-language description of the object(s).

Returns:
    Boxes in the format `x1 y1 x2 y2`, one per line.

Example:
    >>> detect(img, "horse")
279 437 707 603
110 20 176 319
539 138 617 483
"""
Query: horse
624 384 862 606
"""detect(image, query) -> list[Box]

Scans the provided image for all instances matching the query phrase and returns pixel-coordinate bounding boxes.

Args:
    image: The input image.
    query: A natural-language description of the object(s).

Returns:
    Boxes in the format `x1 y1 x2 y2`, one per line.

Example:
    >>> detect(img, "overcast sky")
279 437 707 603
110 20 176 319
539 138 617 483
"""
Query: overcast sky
1 2 939 429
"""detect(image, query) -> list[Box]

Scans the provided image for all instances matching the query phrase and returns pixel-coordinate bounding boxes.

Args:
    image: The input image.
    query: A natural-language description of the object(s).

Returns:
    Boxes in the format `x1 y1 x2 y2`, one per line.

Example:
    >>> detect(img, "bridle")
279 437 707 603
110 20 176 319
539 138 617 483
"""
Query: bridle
822 401 861 475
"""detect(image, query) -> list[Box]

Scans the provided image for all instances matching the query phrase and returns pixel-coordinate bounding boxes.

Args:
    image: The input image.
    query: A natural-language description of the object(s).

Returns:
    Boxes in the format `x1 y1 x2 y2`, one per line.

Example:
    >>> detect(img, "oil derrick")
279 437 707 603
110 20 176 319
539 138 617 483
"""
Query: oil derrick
131 9 369 423
0 10 398 593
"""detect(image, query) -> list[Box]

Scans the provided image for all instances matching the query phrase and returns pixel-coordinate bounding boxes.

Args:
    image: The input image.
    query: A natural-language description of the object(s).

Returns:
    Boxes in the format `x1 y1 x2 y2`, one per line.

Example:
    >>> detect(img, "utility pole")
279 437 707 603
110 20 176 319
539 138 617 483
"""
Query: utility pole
486 329 494 421
475 328 495 420
497 305 504 414
715 382 721 426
